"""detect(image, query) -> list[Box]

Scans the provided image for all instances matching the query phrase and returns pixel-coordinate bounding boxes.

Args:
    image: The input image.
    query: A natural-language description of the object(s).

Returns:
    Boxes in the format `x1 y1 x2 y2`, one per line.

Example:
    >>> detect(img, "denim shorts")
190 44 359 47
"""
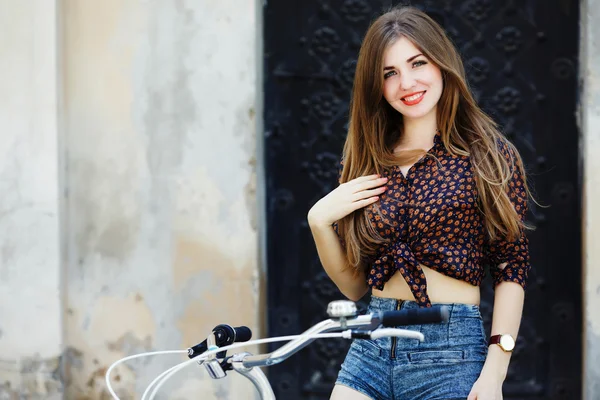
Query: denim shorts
335 296 488 400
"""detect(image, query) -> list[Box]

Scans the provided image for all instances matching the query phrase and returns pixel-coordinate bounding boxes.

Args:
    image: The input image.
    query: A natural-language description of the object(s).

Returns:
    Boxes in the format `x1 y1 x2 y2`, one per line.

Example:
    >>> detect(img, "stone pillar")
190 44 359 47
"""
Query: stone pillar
0 0 62 398
581 0 600 399
61 0 262 398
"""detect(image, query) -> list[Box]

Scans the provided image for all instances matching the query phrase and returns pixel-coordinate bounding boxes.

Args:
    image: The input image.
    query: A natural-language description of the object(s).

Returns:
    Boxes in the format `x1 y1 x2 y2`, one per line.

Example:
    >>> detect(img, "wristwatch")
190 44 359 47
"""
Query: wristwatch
489 334 515 352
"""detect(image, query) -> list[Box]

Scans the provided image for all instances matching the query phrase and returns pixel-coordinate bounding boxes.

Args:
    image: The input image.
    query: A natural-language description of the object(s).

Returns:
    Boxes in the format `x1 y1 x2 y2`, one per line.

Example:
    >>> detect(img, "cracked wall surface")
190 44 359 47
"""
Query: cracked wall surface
61 0 261 398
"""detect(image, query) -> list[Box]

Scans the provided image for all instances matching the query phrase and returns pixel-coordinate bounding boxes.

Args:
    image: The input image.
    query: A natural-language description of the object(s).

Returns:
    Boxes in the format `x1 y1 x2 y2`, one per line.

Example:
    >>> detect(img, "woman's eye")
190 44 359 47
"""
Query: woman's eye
384 71 396 79
413 60 427 67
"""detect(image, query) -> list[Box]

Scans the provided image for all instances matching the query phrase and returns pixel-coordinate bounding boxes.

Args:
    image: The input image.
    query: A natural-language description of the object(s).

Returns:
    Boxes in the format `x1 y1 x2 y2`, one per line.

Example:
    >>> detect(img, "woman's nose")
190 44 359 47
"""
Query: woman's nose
399 72 416 91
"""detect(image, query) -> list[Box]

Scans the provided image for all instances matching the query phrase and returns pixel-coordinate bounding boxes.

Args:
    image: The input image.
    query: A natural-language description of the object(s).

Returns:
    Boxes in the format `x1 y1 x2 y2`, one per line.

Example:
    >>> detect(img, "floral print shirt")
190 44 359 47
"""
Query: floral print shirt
335 133 530 307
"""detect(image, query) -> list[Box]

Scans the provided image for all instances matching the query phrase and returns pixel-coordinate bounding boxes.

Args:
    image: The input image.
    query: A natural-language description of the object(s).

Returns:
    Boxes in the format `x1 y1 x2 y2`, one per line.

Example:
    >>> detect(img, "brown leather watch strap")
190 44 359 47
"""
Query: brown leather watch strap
489 334 502 346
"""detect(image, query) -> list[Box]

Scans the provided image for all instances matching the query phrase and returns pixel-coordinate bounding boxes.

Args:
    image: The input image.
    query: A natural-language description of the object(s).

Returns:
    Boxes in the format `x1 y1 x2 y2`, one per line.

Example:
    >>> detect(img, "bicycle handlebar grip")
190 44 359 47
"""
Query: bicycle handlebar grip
213 324 253 345
233 326 252 343
188 325 253 359
380 306 449 327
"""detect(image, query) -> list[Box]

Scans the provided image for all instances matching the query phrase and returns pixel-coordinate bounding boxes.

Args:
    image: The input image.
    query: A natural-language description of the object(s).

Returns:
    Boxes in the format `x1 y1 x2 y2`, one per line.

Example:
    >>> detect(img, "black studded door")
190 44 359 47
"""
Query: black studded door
264 1 581 399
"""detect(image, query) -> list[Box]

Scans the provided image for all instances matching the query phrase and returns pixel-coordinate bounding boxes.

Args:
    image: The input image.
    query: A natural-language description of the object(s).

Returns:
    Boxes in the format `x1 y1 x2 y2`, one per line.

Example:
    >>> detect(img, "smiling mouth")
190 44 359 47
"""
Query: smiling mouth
401 91 426 101
401 91 426 105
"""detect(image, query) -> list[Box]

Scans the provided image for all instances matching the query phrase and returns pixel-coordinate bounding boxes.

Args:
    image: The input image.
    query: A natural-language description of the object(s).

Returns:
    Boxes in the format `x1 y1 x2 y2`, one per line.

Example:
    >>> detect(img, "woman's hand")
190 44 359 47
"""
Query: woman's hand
467 371 504 400
307 174 388 227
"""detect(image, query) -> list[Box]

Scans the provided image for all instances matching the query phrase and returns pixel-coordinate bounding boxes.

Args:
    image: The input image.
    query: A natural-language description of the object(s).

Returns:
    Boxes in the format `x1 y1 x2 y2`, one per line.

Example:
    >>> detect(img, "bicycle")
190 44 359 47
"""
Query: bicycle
105 300 449 400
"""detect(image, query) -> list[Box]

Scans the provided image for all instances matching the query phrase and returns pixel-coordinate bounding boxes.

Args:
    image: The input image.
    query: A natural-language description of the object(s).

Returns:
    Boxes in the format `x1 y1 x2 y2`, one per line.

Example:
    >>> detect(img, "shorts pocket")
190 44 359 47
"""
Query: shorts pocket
408 350 464 363
351 339 383 359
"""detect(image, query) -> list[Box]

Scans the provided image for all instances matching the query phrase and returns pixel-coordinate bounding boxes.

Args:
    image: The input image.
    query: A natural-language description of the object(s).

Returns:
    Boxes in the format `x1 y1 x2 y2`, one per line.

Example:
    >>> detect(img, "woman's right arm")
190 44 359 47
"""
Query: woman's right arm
307 174 388 301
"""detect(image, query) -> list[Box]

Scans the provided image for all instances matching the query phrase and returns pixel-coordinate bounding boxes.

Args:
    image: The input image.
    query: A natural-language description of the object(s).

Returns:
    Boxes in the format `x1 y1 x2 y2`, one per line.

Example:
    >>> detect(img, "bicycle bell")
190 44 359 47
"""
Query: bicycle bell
327 300 358 329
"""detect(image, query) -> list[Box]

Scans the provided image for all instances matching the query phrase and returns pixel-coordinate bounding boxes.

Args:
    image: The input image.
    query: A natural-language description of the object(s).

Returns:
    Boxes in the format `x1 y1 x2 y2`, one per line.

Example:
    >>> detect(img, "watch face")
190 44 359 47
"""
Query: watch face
500 335 515 351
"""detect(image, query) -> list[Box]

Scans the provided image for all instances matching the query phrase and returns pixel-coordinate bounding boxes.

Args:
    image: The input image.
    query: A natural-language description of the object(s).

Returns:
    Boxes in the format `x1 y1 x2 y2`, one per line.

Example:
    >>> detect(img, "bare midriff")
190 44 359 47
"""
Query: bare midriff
371 264 481 305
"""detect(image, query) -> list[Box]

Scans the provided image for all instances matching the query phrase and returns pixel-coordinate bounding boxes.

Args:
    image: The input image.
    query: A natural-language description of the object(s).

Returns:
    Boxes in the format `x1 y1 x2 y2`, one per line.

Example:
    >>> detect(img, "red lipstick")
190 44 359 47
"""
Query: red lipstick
401 91 426 106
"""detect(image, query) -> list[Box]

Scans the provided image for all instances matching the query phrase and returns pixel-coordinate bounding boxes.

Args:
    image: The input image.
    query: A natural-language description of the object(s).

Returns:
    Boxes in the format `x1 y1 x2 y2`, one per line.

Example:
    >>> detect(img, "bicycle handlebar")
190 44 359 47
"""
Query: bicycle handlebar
239 305 448 368
116 301 450 400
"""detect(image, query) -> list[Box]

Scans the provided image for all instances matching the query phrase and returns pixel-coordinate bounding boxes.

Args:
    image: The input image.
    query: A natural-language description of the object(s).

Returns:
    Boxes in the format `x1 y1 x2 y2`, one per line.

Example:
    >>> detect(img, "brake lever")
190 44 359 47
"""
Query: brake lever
204 358 227 379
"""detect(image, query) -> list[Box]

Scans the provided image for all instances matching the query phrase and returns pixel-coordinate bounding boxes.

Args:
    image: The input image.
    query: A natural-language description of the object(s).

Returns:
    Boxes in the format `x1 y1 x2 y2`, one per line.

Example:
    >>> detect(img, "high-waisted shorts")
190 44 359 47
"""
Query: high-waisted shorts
335 296 488 399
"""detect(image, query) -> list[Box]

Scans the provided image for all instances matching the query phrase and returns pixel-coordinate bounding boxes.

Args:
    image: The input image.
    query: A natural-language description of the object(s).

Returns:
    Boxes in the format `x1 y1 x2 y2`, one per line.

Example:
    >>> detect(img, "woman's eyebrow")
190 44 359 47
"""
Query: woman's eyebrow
406 53 423 62
383 53 424 70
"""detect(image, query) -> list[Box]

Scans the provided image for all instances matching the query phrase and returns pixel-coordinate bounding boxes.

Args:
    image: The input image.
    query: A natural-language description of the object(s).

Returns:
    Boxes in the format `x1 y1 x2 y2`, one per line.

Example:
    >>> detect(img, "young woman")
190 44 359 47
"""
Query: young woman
307 6 532 400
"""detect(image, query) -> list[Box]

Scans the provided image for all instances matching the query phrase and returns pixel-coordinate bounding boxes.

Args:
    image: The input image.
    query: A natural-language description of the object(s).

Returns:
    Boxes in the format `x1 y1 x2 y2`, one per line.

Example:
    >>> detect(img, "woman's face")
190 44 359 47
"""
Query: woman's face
381 36 443 121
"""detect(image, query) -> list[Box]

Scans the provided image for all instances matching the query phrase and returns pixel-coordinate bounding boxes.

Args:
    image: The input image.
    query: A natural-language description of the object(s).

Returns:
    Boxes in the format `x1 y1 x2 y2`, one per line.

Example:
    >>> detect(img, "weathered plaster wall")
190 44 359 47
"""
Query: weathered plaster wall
581 1 600 399
61 0 261 398
0 0 62 398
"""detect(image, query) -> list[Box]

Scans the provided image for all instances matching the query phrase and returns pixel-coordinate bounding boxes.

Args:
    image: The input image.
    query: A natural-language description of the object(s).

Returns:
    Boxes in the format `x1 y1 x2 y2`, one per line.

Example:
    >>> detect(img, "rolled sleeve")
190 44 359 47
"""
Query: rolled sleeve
486 235 530 288
484 141 531 289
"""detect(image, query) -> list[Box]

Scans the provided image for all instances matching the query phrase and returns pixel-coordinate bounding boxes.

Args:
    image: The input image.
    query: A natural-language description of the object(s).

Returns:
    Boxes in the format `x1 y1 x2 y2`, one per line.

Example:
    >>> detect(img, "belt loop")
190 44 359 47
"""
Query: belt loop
448 303 455 322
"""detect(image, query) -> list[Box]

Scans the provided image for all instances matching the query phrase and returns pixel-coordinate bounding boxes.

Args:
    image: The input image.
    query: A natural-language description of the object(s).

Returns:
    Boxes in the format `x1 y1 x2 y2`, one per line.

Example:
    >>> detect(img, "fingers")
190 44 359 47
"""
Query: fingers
352 176 389 192
333 173 387 215
353 196 380 209
353 185 387 201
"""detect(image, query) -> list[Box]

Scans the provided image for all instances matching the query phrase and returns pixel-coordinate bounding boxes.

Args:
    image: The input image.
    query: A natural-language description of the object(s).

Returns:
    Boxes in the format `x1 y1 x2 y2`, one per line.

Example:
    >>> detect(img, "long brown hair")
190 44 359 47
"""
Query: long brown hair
338 6 532 273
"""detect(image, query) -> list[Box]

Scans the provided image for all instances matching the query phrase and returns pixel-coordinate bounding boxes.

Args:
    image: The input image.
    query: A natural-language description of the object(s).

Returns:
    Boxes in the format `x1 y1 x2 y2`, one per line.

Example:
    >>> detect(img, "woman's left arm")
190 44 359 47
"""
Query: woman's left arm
469 140 531 400
483 279 524 378
468 280 524 400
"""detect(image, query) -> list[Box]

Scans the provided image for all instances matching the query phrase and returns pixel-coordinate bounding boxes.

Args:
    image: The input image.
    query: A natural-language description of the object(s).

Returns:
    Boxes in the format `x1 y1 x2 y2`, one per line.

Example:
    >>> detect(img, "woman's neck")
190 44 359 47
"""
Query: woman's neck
398 113 438 151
